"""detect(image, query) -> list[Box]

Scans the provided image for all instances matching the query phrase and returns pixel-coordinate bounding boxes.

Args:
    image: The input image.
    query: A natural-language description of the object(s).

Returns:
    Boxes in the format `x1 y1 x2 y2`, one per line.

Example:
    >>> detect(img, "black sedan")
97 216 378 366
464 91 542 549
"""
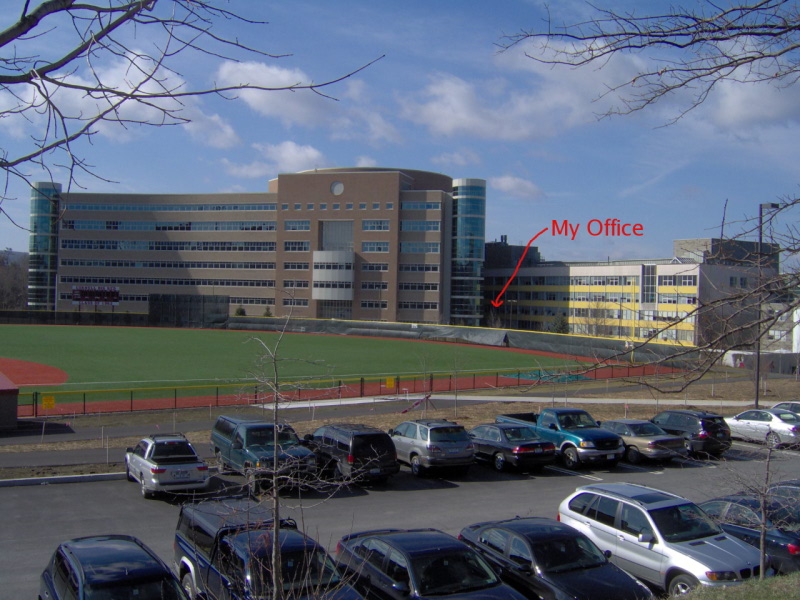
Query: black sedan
458 517 654 600
699 495 800 574
335 528 529 600
468 423 556 472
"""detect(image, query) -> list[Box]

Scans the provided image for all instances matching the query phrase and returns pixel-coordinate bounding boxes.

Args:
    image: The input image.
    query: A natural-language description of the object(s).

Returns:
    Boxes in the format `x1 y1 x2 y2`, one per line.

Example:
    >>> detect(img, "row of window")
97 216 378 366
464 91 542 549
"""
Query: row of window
60 259 274 270
280 202 394 211
313 281 352 289
61 240 276 252
63 220 276 232
400 201 441 210
60 276 276 287
66 202 276 212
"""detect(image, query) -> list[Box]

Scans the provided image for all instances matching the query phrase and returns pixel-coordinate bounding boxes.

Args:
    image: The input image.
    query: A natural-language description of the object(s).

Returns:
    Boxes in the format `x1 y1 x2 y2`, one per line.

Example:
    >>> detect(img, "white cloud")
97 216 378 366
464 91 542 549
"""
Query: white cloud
183 112 240 149
431 149 481 167
223 141 329 179
356 155 378 167
708 80 800 130
490 175 544 200
215 61 336 127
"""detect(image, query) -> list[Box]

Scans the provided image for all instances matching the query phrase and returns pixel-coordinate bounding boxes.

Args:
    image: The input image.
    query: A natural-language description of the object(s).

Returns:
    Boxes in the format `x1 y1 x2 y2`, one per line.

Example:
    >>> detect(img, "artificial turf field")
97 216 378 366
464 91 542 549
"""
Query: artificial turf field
0 324 581 393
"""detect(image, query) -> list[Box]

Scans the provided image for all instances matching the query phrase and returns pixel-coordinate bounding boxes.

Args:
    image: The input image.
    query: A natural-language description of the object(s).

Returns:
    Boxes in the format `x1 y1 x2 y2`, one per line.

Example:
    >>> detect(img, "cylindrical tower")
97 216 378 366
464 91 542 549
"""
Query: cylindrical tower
28 182 62 310
450 178 486 326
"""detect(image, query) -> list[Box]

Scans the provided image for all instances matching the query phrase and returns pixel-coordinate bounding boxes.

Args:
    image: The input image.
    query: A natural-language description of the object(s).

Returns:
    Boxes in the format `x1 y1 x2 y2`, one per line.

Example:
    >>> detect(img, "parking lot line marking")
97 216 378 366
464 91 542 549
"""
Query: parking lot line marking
616 463 663 475
544 466 604 480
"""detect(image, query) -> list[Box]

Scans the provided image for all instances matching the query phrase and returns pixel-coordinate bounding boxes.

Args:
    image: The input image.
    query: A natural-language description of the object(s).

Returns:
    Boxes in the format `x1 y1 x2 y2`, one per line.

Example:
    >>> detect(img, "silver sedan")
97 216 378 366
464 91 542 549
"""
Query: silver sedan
725 408 800 448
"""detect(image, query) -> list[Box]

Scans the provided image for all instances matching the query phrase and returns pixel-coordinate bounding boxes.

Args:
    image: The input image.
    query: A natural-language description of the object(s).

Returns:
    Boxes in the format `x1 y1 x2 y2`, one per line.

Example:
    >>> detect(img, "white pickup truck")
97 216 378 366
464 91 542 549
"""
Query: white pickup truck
125 433 209 498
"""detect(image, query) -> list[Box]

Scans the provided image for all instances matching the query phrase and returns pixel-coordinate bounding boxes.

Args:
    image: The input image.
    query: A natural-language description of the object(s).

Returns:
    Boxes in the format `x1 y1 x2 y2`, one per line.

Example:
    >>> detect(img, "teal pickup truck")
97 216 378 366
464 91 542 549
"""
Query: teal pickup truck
496 408 624 469
211 415 316 494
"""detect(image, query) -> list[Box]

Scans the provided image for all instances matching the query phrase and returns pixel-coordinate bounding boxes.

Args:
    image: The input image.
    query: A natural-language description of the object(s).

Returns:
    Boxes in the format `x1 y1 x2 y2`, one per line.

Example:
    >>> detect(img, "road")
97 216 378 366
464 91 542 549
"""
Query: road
5 440 798 598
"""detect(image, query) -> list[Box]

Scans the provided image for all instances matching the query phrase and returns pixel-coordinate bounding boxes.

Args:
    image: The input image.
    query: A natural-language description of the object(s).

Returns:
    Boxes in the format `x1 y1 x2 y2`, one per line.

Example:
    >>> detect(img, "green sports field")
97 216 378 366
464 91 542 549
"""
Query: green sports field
1 325 580 393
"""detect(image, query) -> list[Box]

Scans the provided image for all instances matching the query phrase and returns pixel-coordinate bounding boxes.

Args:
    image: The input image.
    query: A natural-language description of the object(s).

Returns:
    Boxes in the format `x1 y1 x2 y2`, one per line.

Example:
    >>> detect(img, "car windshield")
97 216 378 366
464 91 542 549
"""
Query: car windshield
628 422 666 436
558 412 597 429
776 412 800 423
702 417 726 429
649 503 722 542
531 536 607 573
151 441 196 459
411 550 499 595
766 503 800 532
85 576 186 599
429 427 469 442
250 550 342 594
502 427 539 442
246 427 299 447
352 434 395 456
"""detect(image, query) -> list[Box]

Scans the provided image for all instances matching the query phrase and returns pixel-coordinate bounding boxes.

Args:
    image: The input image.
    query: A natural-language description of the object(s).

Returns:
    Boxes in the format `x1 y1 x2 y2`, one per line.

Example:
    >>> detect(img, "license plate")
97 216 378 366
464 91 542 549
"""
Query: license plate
717 433 726 439
172 470 189 479
607 454 615 460
369 468 381 475
447 448 461 454
534 448 542 454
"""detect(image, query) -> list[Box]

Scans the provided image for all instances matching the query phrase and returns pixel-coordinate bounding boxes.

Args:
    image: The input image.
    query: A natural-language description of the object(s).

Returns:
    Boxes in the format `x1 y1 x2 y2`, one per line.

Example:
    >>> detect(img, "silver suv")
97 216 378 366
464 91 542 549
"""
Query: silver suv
558 482 769 596
388 419 474 476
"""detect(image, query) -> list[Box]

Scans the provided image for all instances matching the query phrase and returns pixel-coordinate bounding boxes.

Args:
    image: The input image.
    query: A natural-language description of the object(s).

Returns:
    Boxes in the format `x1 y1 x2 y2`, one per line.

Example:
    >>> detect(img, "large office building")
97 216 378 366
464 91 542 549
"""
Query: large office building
28 168 486 326
483 238 779 345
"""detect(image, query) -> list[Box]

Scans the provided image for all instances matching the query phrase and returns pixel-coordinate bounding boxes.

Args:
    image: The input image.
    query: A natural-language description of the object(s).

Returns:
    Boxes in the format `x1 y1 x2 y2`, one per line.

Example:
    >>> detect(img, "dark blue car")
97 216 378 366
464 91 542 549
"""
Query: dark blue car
459 517 654 600
39 534 187 600
335 528 529 600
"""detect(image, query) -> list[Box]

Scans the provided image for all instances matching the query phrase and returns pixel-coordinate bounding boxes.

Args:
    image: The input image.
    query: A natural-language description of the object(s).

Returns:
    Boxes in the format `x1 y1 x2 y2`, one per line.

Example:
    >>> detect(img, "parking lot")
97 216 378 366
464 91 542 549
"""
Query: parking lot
4 439 799 598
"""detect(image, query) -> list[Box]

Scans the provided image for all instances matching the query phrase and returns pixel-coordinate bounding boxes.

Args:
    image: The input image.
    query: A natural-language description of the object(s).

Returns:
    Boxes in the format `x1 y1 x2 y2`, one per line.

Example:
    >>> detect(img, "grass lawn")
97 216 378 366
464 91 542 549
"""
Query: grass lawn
1 325 580 392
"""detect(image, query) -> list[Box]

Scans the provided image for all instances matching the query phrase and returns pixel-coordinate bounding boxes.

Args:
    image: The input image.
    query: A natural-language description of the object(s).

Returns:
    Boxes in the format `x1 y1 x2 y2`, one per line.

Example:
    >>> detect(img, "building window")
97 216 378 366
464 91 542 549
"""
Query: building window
283 298 309 306
399 263 439 272
398 301 438 310
346 203 353 210
320 203 327 210
284 241 310 252
362 262 389 271
400 242 439 253
285 220 311 231
359 203 367 210
361 300 387 309
283 262 309 270
399 282 439 291
362 241 389 253
283 280 309 288
313 281 353 289
307 204 314 210
313 262 353 270
400 201 441 210
294 203 301 210
642 265 656 303
386 202 394 210
361 281 388 290
281 204 289 210
333 203 340 210
362 220 390 231
658 275 676 286
679 275 697 286
400 220 440 232
372 203 380 210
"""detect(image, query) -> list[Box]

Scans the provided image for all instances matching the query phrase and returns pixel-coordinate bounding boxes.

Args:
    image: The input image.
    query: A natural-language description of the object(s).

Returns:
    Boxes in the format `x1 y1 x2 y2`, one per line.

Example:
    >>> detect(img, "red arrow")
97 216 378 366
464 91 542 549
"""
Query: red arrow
491 227 549 308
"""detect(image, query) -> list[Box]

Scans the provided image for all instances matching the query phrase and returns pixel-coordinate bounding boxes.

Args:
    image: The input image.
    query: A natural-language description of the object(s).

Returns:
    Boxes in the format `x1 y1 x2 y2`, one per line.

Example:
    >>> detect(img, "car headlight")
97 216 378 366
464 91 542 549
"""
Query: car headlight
706 571 737 581
618 439 625 448
580 441 595 449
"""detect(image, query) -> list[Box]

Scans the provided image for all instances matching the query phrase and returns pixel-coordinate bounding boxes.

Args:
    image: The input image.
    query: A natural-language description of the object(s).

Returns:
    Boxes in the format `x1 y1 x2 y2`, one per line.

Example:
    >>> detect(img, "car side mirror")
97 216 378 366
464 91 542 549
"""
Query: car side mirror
603 549 612 559
387 429 395 436
232 441 243 450
303 434 313 441
596 421 602 426
391 581 410 594
126 447 133 453
549 423 558 430
638 533 655 544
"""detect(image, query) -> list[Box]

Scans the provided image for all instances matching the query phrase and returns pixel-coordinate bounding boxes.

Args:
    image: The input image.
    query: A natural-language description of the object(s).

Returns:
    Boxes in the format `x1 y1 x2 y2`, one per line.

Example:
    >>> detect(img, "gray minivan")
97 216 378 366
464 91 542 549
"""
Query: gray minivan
558 482 770 596
388 418 474 476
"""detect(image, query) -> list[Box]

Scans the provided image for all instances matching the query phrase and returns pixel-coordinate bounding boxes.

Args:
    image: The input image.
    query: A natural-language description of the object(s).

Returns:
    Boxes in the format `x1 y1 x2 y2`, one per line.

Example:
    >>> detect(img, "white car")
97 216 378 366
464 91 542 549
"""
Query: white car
125 433 210 498
558 482 770 596
725 408 800 448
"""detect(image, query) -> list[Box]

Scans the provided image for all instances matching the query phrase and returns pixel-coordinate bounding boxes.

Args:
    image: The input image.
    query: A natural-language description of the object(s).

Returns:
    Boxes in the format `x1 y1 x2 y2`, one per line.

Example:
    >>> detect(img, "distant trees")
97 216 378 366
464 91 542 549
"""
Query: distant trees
0 250 27 309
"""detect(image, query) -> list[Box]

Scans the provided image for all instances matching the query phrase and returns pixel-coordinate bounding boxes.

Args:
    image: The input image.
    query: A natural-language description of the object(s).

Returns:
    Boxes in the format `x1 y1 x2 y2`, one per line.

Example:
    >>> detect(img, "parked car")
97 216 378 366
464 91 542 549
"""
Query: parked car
772 401 800 414
387 419 474 476
304 423 400 483
125 432 209 499
175 497 362 600
725 408 800 448
496 409 624 469
458 517 654 600
599 419 686 464
335 528 529 600
468 423 556 472
40 534 188 600
558 482 768 596
699 494 800 574
650 409 732 457
211 415 316 494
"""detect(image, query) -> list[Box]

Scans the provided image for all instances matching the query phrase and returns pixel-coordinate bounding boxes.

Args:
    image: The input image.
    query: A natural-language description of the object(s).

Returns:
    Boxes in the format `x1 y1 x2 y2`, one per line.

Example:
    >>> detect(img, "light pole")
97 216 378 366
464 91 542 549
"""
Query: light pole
754 202 780 408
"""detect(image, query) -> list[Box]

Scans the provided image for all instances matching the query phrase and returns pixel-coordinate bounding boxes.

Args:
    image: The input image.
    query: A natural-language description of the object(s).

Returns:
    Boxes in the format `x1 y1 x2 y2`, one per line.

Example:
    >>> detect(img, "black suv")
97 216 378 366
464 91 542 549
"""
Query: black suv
40 534 187 600
305 423 400 483
650 409 731 457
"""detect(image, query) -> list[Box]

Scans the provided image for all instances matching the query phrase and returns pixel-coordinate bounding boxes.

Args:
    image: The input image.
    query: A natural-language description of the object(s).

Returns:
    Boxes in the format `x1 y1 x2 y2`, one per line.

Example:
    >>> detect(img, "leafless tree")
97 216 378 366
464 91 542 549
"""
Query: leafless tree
0 249 28 308
502 0 800 122
0 1 380 230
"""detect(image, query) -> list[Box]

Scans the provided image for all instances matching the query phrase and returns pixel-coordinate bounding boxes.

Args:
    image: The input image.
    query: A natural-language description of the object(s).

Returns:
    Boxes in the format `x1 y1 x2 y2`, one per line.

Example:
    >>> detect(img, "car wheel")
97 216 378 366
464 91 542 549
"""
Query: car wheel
668 573 699 596
493 453 506 472
410 455 425 477
562 447 581 470
766 432 781 449
140 475 153 499
181 572 196 599
626 446 642 464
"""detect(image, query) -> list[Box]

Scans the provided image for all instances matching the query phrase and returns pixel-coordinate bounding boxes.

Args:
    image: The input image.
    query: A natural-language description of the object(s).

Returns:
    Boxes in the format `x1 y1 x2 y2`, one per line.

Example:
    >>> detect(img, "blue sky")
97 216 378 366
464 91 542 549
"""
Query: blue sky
3 1 798 262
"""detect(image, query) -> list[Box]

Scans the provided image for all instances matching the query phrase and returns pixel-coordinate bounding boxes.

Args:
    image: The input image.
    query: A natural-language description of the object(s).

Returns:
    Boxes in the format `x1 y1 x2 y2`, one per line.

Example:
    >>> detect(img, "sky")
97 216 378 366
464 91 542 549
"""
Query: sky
2 0 799 264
